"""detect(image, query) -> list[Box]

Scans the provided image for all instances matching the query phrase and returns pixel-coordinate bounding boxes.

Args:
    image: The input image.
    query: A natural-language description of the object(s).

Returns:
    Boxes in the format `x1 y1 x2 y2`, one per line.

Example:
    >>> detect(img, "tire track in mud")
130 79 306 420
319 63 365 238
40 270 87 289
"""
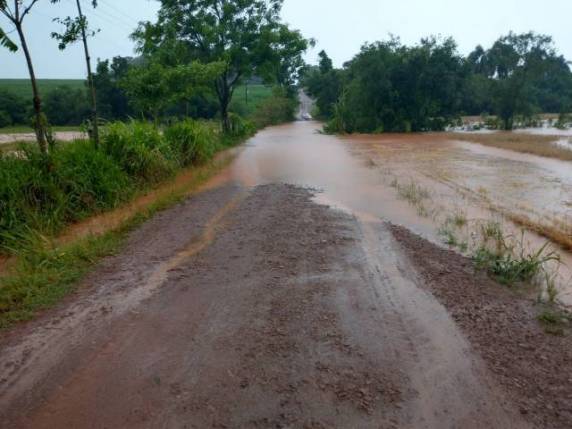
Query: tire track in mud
341 219 528 428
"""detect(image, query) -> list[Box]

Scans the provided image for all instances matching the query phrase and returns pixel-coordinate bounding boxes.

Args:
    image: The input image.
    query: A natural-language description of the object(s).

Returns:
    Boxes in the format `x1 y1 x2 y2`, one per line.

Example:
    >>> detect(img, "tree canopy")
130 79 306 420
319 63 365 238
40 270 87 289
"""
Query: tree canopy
306 32 572 133
132 0 310 131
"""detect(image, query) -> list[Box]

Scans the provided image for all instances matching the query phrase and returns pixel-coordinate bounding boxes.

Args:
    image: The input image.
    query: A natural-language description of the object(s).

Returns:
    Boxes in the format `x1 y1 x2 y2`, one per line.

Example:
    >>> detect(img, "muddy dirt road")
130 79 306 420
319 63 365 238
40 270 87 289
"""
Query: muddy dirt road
1 122 571 428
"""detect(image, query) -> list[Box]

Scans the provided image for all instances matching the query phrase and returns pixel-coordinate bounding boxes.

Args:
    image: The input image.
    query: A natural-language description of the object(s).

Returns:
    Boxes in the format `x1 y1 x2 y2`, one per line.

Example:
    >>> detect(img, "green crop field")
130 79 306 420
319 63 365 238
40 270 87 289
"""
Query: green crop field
231 84 273 116
0 79 86 99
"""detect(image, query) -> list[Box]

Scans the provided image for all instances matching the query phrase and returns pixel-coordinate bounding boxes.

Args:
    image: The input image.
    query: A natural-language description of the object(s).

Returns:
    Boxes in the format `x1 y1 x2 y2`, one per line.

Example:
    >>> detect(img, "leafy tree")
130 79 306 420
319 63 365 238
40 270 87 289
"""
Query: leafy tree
51 0 101 146
308 32 572 133
301 50 343 118
473 32 569 129
330 37 466 133
121 61 225 122
0 0 49 153
43 86 90 125
93 56 133 120
132 0 310 132
318 50 333 74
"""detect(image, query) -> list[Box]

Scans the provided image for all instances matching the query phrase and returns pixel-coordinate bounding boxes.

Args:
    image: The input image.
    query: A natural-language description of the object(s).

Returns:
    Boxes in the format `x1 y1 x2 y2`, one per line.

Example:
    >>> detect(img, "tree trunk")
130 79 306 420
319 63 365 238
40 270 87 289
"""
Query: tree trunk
221 98 230 133
16 23 47 154
76 0 99 148
216 75 232 133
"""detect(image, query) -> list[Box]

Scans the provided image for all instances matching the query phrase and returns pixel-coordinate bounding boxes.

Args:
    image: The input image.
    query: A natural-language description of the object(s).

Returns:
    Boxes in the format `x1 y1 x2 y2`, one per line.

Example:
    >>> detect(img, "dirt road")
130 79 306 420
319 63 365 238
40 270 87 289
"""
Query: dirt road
1 122 571 428
0 131 86 145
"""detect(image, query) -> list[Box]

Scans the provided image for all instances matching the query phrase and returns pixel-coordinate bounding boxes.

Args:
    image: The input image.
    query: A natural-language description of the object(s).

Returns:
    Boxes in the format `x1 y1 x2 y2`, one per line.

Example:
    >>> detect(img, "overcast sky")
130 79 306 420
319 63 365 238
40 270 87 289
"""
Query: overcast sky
1 0 572 79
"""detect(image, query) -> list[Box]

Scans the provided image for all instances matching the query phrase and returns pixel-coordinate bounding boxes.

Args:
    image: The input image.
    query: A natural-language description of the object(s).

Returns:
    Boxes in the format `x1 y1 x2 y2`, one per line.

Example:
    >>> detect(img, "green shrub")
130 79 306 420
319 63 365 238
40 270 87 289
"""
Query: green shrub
227 113 256 138
0 142 132 250
0 117 253 255
252 92 297 129
52 140 132 220
164 119 219 166
0 151 64 244
102 121 176 183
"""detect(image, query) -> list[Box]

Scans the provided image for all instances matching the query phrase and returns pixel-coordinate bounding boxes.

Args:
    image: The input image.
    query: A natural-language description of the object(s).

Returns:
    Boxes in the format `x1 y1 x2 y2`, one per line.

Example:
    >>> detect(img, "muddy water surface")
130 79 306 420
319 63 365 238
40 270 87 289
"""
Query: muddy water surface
228 121 572 305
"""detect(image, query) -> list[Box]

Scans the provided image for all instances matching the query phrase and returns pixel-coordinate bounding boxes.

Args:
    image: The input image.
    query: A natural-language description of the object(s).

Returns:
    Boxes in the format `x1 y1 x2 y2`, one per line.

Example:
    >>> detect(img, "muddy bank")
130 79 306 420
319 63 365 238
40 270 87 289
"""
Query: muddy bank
391 224 572 429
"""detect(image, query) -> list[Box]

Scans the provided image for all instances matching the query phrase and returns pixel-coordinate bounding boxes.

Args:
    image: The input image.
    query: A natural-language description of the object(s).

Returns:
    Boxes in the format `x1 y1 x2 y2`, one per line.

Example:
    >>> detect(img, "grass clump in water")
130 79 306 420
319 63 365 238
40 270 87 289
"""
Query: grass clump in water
474 235 559 287
391 178 432 218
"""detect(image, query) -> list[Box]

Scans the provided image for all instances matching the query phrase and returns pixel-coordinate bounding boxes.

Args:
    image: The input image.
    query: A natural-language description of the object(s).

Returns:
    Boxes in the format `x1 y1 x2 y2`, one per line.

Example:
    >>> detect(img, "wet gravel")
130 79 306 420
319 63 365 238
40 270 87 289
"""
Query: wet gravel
391 224 572 429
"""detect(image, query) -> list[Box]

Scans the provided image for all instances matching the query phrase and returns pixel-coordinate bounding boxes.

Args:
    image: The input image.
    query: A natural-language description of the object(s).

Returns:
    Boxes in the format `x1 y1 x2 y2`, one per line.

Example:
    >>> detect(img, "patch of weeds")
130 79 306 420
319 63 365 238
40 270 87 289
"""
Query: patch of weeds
458 241 469 253
537 307 571 336
396 181 430 205
450 210 467 228
0 155 229 330
392 179 432 217
438 224 458 247
474 237 559 287
543 270 559 303
416 203 430 218
480 220 503 243
0 229 123 328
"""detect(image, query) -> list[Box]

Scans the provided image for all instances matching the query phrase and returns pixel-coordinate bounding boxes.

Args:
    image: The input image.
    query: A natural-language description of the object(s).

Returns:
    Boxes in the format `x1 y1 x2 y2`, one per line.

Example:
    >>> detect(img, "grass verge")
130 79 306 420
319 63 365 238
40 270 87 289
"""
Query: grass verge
0 152 235 329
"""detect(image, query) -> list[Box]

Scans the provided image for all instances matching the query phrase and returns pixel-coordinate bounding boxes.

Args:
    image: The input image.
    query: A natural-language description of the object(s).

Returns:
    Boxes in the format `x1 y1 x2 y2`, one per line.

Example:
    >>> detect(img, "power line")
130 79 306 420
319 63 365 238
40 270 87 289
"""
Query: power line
82 0 137 30
98 0 140 25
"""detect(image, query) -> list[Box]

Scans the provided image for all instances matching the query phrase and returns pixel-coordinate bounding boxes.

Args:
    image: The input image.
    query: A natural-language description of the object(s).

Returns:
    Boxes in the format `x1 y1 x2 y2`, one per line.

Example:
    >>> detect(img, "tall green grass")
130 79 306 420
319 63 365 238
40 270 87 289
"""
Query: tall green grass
0 119 241 255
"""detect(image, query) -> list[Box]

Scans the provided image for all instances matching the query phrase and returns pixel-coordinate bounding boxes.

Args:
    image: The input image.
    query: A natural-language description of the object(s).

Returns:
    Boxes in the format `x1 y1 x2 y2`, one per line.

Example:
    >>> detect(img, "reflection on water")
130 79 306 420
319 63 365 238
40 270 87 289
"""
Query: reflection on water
227 121 572 305
518 127 572 137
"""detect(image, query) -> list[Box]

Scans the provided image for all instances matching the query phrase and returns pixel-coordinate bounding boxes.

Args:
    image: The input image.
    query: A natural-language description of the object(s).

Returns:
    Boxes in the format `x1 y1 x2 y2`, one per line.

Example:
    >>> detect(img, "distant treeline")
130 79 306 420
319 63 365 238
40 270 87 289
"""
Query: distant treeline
0 57 274 128
302 32 572 132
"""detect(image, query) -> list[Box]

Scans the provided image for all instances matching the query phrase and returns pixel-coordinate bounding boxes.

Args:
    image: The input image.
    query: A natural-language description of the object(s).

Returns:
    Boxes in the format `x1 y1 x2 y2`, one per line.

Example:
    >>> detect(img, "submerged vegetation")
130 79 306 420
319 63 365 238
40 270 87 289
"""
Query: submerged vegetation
387 173 564 303
474 238 559 287
391 178 433 218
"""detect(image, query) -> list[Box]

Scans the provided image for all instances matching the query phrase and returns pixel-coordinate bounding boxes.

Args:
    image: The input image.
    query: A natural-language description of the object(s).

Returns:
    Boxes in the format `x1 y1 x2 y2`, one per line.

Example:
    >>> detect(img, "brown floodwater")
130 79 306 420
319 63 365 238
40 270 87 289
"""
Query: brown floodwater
227 121 572 306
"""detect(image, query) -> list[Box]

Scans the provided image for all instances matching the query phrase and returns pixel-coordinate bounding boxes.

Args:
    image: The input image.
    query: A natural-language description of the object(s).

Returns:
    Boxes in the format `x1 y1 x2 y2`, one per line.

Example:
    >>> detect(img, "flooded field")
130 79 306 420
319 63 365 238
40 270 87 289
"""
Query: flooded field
228 121 572 305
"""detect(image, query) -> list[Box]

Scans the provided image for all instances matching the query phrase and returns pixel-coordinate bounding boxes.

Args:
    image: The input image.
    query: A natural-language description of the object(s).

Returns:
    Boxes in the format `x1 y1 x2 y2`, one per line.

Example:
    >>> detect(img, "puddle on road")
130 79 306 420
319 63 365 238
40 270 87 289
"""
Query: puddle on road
223 121 572 306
